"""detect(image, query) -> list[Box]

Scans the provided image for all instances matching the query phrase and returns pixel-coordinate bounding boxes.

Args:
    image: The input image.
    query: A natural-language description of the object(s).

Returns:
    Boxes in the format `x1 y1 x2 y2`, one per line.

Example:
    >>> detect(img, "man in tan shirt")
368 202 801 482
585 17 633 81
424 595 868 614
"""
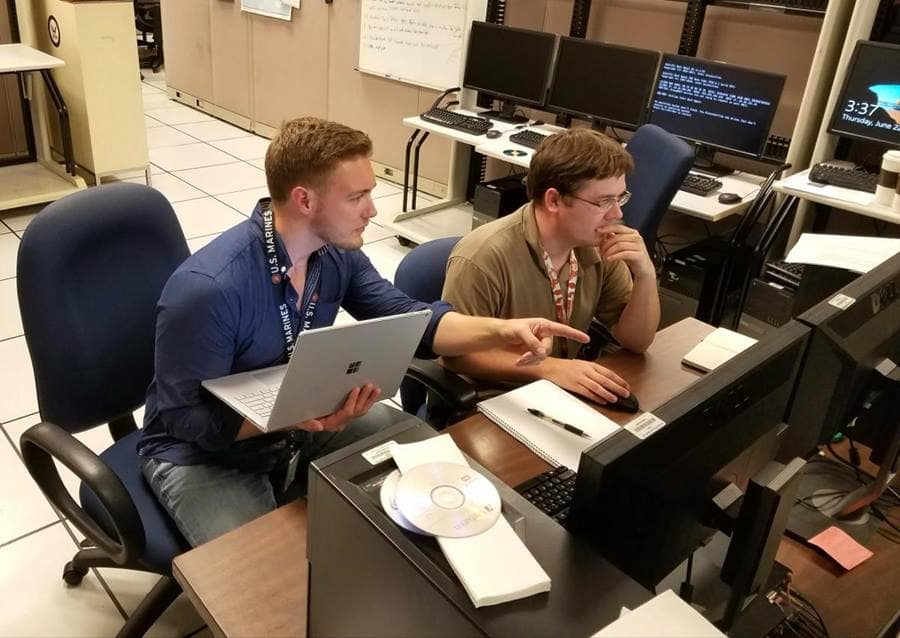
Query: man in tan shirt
441 128 660 405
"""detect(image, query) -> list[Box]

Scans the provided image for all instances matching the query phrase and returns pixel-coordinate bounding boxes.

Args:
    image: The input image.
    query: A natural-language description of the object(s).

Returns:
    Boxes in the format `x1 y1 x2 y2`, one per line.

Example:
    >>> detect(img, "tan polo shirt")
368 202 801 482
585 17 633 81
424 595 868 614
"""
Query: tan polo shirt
443 203 633 357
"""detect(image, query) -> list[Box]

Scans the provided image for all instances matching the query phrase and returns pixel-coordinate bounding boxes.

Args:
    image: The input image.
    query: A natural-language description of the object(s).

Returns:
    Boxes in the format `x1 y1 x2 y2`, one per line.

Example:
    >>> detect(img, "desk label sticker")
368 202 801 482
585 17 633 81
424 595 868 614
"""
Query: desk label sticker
828 293 855 310
623 412 666 440
361 440 397 465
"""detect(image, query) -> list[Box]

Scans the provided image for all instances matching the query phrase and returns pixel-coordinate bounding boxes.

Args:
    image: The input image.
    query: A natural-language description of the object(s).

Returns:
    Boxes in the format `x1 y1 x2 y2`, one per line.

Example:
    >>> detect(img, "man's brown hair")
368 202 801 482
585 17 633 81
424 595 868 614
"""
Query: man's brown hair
265 117 373 204
526 128 634 202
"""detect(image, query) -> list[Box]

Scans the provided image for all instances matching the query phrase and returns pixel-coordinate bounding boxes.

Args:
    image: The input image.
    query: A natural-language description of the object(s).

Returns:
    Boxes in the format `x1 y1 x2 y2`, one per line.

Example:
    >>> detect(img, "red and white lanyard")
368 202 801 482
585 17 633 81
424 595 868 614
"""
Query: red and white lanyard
540 248 578 357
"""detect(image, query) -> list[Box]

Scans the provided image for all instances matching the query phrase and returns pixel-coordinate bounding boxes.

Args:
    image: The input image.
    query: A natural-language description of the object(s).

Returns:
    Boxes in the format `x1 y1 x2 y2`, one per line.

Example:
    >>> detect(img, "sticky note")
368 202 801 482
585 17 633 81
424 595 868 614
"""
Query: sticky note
808 526 874 570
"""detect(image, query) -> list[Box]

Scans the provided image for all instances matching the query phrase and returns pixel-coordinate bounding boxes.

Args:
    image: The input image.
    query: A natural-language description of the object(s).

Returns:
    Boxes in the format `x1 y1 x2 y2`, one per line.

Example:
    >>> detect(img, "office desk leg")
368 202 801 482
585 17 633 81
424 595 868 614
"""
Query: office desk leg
39 69 75 176
412 132 430 211
403 129 421 213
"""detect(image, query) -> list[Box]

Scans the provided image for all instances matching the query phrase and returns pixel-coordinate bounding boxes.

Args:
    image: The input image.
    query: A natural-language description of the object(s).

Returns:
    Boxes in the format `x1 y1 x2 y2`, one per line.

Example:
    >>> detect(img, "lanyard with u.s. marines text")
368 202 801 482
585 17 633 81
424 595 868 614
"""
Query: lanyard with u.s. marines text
261 203 324 359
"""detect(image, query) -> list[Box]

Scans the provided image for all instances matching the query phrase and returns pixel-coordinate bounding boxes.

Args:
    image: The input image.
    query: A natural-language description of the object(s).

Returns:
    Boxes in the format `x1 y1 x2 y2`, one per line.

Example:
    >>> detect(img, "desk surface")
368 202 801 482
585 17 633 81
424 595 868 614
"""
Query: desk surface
776 168 900 225
172 318 898 638
402 112 762 223
0 43 64 73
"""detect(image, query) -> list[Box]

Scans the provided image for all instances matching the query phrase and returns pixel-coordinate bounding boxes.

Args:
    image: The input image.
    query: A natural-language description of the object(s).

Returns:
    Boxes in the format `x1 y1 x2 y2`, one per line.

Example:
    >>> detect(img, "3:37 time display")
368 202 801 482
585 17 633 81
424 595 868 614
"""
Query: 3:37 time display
843 99 880 116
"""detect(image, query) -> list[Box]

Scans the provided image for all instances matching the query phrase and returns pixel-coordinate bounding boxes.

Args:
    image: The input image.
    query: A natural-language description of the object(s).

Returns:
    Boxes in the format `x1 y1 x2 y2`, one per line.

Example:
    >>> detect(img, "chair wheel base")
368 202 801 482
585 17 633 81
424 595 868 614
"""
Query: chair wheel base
63 561 89 586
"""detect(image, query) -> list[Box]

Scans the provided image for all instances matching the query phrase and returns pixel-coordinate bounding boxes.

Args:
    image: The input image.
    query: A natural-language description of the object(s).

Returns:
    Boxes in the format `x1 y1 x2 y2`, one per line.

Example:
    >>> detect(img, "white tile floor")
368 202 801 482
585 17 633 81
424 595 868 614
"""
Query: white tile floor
0 68 420 637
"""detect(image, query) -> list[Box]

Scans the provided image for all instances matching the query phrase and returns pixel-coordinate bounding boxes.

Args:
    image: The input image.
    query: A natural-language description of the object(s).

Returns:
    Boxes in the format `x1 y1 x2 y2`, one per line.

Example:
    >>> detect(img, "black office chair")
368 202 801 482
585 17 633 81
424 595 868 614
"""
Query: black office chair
621 123 695 254
17 183 191 638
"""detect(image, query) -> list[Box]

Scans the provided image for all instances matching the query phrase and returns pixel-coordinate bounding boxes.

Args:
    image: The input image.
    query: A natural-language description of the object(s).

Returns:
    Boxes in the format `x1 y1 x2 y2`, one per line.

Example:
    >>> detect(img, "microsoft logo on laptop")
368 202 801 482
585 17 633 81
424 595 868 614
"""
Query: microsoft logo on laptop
346 361 362 374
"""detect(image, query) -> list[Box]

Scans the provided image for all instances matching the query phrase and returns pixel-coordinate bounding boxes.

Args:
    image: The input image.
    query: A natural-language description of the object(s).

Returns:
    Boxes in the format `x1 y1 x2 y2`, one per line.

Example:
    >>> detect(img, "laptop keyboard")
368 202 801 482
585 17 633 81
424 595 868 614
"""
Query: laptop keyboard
235 386 279 417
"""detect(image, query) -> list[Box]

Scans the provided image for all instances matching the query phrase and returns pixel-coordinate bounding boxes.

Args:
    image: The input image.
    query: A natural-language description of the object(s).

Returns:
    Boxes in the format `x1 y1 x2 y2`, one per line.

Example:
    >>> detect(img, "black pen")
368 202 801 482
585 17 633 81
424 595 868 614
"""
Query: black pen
527 408 591 439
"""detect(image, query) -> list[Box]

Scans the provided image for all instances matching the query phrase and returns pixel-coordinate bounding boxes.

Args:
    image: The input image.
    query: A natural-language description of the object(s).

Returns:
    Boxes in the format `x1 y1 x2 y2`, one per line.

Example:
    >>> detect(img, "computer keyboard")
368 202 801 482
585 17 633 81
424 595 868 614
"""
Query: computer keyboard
765 260 805 289
515 465 576 524
235 386 279 418
420 107 492 135
509 129 550 150
679 173 723 196
808 162 878 194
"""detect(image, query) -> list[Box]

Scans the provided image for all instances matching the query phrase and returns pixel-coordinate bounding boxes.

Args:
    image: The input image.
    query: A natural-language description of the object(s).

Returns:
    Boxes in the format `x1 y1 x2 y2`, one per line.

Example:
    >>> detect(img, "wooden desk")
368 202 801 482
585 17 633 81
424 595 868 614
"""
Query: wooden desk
172 318 898 638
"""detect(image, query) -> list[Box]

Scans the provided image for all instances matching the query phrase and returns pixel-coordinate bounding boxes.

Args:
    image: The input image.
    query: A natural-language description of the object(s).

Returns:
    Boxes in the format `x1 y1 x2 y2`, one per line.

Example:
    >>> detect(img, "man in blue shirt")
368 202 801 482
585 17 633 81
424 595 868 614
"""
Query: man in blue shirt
139 117 588 546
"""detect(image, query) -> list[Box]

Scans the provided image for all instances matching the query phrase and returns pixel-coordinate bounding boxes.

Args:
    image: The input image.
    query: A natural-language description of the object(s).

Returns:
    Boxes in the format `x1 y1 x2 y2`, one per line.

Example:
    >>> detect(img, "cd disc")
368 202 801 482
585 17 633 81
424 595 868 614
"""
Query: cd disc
394 462 502 538
379 469 428 535
503 148 527 157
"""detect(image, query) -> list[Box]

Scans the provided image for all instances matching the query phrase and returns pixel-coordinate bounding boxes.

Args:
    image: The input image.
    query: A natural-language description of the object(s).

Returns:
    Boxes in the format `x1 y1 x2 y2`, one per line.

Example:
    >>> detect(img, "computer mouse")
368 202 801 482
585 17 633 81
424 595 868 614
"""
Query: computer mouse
607 393 640 413
717 192 742 205
485 129 502 139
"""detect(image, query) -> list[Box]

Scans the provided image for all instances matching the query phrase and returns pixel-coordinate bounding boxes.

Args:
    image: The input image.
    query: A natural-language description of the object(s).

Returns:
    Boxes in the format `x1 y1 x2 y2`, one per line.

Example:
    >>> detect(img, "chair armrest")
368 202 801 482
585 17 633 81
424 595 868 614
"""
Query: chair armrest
20 421 145 565
405 359 480 413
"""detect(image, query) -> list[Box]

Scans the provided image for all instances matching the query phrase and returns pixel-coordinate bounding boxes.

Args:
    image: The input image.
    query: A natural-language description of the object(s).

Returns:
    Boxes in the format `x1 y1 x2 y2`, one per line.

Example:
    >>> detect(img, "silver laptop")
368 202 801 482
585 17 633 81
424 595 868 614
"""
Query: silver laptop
202 310 432 432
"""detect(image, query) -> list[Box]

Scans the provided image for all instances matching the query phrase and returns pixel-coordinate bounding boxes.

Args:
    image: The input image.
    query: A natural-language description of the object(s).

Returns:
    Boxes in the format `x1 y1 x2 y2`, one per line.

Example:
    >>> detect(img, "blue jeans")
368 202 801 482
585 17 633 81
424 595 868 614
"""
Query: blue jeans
143 403 409 546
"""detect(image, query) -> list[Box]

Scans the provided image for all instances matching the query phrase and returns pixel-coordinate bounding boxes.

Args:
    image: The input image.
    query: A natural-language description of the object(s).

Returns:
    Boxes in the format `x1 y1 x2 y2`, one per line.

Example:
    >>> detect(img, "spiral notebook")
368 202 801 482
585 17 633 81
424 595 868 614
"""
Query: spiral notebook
477 380 621 470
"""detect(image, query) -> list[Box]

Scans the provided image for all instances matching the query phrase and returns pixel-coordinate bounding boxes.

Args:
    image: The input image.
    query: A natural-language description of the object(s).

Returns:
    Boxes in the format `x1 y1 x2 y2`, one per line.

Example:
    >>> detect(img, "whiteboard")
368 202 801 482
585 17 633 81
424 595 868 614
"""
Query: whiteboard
358 0 469 91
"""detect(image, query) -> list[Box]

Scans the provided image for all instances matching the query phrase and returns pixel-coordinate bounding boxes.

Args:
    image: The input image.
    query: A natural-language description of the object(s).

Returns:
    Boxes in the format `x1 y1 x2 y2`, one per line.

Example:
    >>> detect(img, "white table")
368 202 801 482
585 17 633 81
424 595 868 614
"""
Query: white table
775 168 900 232
0 44 86 211
388 109 765 243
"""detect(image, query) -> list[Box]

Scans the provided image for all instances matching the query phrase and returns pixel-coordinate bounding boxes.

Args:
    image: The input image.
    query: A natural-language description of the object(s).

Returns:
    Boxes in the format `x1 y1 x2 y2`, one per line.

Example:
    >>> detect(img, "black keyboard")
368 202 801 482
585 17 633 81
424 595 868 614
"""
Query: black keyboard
515 465 576 524
680 173 723 196
509 129 550 150
765 260 805 289
808 162 878 193
420 107 492 135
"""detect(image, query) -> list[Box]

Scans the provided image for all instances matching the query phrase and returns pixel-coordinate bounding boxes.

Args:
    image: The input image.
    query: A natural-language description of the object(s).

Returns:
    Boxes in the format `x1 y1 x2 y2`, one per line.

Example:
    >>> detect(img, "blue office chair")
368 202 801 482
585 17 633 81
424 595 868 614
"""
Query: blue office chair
621 124 695 252
394 236 484 425
17 183 191 638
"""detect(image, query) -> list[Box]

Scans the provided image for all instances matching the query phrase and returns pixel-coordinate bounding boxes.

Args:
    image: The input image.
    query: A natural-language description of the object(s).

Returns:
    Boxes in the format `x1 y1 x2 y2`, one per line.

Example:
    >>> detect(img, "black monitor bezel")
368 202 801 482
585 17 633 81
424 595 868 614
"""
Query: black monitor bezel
546 36 661 130
569 319 810 588
648 53 786 159
462 21 558 109
787 252 900 452
826 39 900 146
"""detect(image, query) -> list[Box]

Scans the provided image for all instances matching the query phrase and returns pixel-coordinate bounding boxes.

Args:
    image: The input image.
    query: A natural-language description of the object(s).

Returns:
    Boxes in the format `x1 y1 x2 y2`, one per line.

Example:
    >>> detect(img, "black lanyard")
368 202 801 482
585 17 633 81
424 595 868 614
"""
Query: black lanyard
262 205 297 359
261 204 326 359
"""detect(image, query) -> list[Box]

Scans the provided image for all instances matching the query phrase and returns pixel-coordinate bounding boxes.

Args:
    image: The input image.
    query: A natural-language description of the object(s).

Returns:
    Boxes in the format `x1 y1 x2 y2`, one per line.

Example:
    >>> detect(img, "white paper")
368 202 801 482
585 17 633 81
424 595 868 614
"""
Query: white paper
477 380 621 470
591 590 726 637
388 436 551 607
786 233 900 274
241 0 291 20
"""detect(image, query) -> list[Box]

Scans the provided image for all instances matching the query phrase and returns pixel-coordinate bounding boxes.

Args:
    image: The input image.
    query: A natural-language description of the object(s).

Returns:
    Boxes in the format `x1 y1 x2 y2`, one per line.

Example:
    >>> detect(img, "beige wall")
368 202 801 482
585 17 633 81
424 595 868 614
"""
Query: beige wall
164 0 825 185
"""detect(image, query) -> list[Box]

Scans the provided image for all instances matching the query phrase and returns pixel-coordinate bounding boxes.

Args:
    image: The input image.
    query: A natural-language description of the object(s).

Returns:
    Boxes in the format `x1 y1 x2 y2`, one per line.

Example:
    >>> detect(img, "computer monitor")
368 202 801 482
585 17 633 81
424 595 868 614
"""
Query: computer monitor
569 320 809 605
547 37 660 130
827 40 900 147
648 54 785 173
780 252 900 541
462 22 557 122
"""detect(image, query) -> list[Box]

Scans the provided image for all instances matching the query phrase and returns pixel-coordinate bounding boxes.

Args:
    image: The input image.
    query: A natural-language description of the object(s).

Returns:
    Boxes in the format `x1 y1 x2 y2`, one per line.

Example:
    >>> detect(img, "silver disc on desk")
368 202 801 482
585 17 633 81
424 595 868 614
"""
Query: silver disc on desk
394 462 502 538
379 469 428 535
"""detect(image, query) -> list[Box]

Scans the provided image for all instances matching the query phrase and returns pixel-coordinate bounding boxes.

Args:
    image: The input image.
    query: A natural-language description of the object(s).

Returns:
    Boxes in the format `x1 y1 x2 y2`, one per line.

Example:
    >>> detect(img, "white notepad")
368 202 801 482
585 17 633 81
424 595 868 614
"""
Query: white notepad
390 435 551 607
591 589 726 637
477 380 621 470
681 327 758 373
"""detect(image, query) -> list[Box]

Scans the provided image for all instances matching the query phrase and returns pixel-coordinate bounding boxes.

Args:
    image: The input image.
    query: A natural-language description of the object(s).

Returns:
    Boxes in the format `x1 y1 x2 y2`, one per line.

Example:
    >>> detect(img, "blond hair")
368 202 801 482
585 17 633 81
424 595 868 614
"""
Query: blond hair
265 117 373 204
526 128 633 201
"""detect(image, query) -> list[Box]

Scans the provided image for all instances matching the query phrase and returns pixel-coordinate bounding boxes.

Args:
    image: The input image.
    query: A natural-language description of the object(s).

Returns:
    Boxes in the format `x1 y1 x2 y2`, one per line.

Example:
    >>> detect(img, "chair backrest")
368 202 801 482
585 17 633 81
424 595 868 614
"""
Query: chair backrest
394 236 462 303
17 183 189 433
621 124 694 249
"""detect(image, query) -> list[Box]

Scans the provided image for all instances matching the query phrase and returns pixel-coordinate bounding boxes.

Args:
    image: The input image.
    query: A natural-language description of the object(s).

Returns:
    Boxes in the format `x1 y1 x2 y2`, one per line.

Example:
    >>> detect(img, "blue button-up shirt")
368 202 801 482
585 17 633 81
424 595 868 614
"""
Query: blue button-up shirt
138 201 451 464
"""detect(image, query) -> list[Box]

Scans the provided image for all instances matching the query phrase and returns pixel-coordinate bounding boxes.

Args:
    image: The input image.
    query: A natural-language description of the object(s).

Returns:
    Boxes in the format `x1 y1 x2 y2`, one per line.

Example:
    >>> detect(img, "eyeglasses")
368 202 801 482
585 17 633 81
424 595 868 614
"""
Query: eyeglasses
568 190 631 213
